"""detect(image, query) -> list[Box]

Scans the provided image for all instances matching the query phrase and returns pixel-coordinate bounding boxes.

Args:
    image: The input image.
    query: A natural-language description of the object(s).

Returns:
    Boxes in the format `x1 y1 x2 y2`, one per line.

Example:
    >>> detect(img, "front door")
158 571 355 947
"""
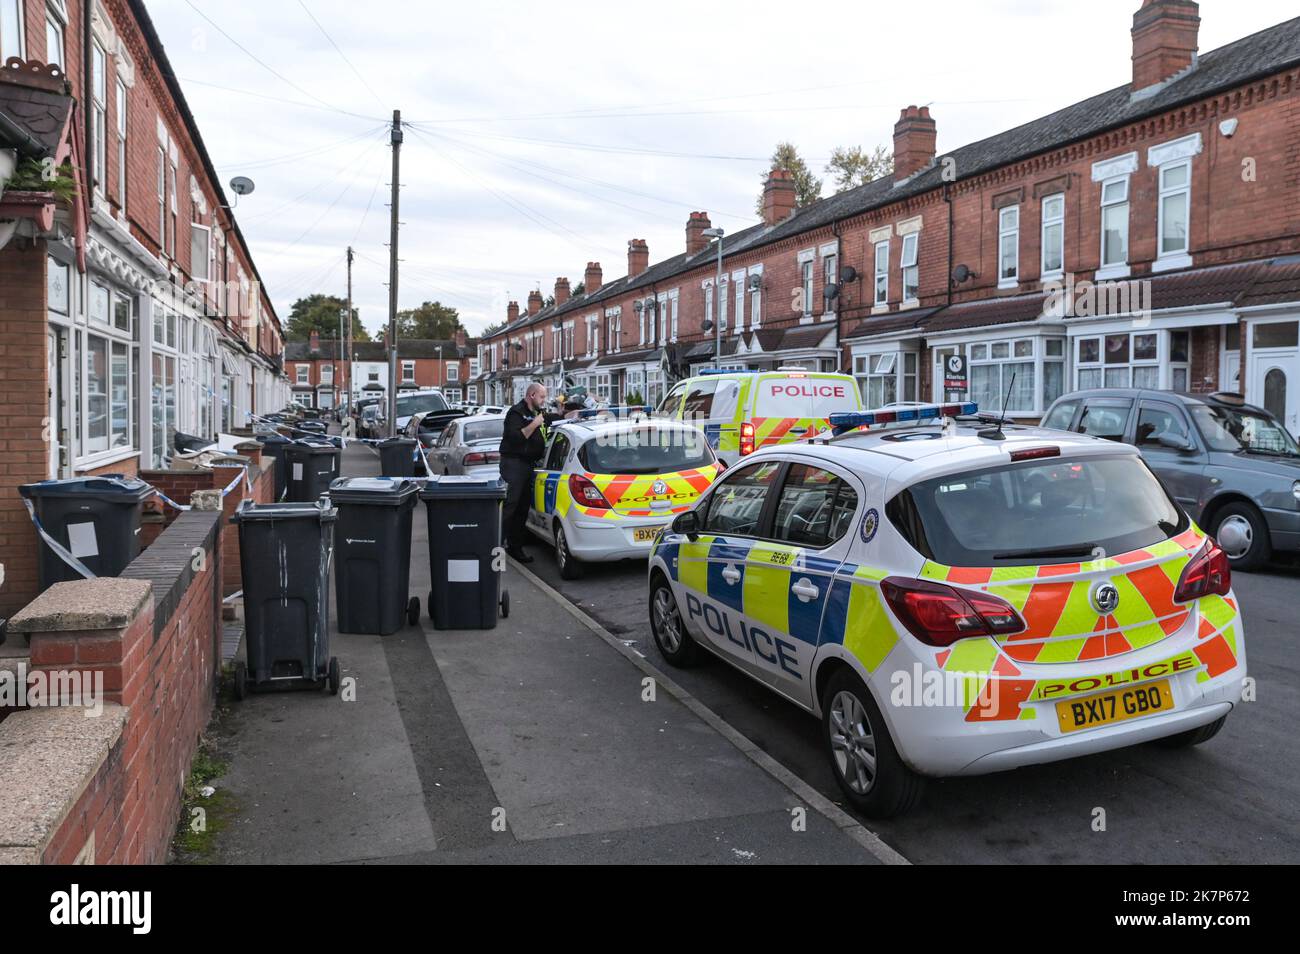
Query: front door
1251 352 1299 436
47 327 69 478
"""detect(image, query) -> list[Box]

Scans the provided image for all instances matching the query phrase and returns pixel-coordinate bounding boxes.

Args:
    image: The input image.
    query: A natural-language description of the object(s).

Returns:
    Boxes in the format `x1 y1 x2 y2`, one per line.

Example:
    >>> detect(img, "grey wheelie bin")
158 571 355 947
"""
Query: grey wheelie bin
328 477 421 635
282 439 341 502
230 498 339 699
257 433 293 501
18 475 152 590
377 437 419 477
419 476 509 629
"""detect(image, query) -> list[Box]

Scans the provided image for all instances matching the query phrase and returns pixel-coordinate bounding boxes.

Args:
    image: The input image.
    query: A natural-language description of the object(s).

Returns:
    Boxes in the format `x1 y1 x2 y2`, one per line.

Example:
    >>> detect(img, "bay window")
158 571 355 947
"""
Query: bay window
939 336 1064 415
853 350 918 408
1074 330 1188 391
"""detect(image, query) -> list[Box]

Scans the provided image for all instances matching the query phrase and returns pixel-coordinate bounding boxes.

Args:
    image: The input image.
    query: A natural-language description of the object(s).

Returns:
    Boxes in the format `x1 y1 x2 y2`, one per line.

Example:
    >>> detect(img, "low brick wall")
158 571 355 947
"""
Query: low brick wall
0 500 223 864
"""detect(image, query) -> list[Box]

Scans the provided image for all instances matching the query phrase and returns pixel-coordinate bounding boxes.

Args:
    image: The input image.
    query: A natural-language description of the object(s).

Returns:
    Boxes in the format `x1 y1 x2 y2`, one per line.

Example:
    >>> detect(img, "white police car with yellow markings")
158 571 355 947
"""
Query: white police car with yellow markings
646 402 1247 817
526 408 724 579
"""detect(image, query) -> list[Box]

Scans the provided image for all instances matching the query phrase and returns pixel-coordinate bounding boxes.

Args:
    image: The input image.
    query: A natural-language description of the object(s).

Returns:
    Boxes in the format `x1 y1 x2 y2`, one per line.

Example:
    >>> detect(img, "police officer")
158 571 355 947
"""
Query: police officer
499 383 571 562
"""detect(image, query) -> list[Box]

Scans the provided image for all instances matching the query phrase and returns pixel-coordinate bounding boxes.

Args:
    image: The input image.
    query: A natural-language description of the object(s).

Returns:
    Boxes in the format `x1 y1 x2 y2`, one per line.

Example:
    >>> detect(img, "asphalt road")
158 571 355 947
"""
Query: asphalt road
522 540 1300 864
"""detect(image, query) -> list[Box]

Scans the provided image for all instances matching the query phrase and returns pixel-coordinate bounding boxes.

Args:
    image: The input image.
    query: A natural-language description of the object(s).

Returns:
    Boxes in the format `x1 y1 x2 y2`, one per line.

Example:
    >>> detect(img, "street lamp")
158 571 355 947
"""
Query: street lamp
702 227 725 367
337 307 346 414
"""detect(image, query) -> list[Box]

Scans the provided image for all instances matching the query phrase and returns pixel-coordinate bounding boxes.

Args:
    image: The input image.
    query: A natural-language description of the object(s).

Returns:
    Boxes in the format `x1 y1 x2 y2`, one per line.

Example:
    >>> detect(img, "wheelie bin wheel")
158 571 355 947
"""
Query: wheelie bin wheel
407 596 420 626
500 589 510 619
233 661 247 701
328 657 340 695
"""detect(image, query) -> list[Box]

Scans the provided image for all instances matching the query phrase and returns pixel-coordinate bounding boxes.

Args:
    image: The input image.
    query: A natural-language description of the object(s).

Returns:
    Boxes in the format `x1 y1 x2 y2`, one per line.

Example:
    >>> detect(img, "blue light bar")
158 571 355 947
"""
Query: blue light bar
577 405 653 419
698 368 756 375
829 402 978 436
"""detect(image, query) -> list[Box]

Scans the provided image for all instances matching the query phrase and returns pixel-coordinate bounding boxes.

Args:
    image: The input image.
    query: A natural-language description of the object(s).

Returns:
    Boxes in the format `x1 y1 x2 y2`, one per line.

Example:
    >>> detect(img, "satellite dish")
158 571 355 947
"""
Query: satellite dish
952 263 975 283
839 265 858 284
229 176 256 196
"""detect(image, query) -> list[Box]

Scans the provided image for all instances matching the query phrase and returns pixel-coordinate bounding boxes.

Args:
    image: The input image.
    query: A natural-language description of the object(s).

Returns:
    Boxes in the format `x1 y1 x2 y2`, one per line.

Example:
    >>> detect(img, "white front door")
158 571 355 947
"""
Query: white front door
1251 352 1299 435
47 328 69 478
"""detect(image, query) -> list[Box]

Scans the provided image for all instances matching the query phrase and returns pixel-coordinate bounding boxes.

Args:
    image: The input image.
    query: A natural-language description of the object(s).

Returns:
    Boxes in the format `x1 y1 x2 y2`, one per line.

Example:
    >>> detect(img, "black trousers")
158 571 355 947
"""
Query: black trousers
500 456 535 550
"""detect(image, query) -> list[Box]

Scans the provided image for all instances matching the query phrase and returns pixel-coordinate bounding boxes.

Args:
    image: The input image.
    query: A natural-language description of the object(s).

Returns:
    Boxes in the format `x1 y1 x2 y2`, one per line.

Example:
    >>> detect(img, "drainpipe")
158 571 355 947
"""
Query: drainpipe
943 181 954 308
83 3 94 207
832 220 844 373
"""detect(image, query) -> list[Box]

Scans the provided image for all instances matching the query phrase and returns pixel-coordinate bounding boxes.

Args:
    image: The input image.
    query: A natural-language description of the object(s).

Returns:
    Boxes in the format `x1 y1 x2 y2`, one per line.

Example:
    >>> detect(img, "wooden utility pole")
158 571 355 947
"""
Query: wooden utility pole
386 109 402 436
345 245 354 415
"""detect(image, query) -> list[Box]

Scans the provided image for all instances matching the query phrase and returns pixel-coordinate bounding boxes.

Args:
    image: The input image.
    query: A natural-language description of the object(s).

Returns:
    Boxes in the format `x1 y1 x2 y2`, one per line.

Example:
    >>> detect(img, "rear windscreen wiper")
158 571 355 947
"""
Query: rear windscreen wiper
993 543 1101 561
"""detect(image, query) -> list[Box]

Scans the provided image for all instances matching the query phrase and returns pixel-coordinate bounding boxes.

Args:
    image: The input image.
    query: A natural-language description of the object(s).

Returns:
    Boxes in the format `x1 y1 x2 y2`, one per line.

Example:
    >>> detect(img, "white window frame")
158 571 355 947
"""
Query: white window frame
747 270 762 330
1073 330 1185 392
1155 159 1191 268
320 363 334 385
91 41 107 195
852 348 918 408
115 78 127 204
820 250 837 319
1 0 26 68
900 233 919 304
733 270 746 335
190 222 211 283
800 258 814 320
873 241 889 308
295 364 309 385
401 359 415 383
998 205 1019 288
446 362 458 382
1040 192 1065 279
45 9 64 69
1099 177 1130 278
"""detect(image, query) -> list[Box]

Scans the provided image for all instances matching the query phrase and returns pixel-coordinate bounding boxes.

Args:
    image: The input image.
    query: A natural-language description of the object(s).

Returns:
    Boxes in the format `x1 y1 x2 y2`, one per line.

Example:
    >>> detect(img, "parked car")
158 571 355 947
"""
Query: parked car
359 403 384 439
1042 388 1300 569
403 408 467 449
426 413 506 478
394 387 450 433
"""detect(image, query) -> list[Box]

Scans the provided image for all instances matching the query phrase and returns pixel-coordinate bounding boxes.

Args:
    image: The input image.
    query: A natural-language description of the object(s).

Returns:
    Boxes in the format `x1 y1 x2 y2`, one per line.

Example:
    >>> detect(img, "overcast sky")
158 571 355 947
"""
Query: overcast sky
149 0 1298 339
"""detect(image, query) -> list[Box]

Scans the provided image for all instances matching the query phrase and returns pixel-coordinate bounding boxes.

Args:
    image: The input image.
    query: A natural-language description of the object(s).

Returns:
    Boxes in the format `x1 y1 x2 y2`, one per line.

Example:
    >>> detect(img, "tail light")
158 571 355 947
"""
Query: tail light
569 474 611 509
880 577 1025 647
1174 542 1231 602
740 421 755 456
463 450 500 466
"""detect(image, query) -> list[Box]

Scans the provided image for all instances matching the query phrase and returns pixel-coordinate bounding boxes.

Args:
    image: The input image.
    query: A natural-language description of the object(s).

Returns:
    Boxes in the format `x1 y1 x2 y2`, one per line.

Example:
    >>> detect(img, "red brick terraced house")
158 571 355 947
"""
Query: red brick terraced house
284 329 481 409
0 0 290 616
474 1 1300 434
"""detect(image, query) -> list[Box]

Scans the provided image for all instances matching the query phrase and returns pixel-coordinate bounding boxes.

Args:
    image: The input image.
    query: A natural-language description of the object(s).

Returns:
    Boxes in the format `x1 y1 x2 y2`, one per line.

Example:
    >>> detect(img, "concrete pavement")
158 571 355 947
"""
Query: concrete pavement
204 439 884 864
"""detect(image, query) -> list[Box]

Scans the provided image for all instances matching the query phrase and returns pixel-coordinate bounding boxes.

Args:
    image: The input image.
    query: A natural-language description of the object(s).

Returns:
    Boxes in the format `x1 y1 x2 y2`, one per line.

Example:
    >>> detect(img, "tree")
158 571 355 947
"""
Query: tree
755 142 822 216
396 300 463 339
285 294 369 342
826 144 893 192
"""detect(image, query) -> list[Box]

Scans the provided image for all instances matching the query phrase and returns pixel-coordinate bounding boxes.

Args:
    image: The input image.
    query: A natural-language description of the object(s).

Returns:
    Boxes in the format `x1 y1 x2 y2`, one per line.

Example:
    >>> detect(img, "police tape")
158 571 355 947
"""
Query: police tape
20 498 96 579
151 489 191 512
245 411 347 444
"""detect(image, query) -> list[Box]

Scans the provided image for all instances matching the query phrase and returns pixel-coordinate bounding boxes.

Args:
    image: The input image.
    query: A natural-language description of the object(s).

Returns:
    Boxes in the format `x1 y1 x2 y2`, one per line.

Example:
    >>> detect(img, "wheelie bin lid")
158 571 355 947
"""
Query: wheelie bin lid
378 436 416 447
418 475 507 500
231 498 337 523
327 476 419 506
257 433 292 446
287 438 340 454
18 474 153 503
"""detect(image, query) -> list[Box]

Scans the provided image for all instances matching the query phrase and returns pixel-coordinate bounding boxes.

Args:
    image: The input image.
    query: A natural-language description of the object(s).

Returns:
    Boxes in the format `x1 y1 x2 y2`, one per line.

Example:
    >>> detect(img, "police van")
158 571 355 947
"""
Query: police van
646 403 1246 817
655 368 862 466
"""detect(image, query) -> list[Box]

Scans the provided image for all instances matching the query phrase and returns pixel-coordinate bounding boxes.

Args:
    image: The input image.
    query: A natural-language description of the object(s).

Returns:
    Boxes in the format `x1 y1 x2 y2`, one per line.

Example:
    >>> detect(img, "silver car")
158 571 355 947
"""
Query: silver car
1043 389 1300 569
426 413 505 478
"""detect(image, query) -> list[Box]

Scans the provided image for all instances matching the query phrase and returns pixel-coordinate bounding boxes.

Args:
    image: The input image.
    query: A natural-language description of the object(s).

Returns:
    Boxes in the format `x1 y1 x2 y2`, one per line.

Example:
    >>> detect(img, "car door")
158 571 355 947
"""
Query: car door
1070 397 1134 443
434 422 456 474
673 459 784 676
742 462 860 707
1134 400 1207 513
530 430 572 541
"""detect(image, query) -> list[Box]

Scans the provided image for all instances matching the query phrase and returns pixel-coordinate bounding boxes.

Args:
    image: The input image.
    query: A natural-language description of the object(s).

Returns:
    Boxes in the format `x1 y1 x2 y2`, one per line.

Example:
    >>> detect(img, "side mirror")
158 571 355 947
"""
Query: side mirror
1156 432 1196 453
671 509 701 541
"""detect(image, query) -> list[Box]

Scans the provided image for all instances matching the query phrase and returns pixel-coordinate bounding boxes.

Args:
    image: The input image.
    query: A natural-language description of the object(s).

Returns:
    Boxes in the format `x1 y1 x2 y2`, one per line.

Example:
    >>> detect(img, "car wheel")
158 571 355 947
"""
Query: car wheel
1212 502 1271 571
1154 714 1227 748
649 574 699 667
822 668 924 819
555 523 584 580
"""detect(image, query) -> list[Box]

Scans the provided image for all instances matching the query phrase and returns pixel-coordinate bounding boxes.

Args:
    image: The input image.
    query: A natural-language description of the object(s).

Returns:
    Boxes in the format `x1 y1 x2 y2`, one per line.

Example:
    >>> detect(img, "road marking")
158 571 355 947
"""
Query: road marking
508 557 910 866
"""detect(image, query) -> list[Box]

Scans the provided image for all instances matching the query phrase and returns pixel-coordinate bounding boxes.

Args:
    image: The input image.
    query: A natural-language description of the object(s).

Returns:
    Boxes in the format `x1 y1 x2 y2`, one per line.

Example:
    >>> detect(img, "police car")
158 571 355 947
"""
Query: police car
655 368 862 465
646 402 1247 817
526 408 724 579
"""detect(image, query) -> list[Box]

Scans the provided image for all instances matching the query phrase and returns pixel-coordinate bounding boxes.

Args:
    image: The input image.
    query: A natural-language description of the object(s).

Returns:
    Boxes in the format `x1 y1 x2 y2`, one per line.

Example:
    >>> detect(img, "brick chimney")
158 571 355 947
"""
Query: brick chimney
762 169 797 226
527 289 543 315
584 261 603 293
1132 0 1200 94
308 329 320 353
454 327 466 348
554 277 570 306
506 300 519 324
627 239 649 278
893 106 937 181
686 211 713 255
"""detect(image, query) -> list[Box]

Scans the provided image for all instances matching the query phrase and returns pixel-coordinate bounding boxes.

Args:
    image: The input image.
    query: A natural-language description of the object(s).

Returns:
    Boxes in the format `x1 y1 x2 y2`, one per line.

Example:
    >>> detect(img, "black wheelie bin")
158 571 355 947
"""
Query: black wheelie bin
377 437 419 477
282 439 341 502
328 476 421 635
17 475 152 589
230 498 339 699
419 476 509 629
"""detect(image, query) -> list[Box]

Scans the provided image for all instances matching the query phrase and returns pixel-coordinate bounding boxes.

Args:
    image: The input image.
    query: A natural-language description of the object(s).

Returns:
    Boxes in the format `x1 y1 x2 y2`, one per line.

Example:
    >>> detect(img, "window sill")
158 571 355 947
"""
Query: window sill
899 299 920 311
1040 270 1065 284
1095 264 1130 281
1151 252 1193 274
997 279 1020 291
75 447 141 473
871 305 890 316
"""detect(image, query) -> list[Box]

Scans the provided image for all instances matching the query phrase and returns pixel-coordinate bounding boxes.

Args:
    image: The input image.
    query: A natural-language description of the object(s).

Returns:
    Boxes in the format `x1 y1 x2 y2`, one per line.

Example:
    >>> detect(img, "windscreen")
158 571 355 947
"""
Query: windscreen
396 392 449 417
754 375 858 419
1192 404 1300 457
462 419 504 443
580 426 713 475
890 454 1187 567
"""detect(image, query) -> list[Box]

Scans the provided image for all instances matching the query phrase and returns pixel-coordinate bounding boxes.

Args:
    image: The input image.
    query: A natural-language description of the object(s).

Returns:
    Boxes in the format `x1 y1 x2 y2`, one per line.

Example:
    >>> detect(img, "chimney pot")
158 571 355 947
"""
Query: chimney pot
554 276 571 306
584 262 603 293
762 169 797 226
506 300 520 323
627 239 649 278
1131 0 1200 93
893 105 938 181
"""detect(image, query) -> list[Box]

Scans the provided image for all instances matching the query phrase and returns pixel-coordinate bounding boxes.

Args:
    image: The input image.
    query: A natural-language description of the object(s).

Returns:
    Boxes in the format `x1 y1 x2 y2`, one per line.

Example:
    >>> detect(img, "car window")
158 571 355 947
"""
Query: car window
462 419 504 444
1191 404 1300 457
1041 400 1078 431
771 465 858 548
579 426 713 475
1073 400 1132 442
680 380 718 423
440 423 456 447
891 454 1186 567
1136 403 1192 449
703 461 783 536
657 382 688 418
545 433 570 471
396 391 449 418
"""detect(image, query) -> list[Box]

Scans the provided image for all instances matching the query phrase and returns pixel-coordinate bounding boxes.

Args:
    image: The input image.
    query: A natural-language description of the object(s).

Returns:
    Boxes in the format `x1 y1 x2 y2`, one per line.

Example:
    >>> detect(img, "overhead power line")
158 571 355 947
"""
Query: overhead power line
295 0 387 110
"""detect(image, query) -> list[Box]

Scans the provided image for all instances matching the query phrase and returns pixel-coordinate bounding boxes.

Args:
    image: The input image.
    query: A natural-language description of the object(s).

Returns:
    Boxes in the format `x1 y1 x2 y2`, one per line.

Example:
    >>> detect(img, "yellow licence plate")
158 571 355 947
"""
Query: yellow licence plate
1055 680 1174 733
633 526 664 543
